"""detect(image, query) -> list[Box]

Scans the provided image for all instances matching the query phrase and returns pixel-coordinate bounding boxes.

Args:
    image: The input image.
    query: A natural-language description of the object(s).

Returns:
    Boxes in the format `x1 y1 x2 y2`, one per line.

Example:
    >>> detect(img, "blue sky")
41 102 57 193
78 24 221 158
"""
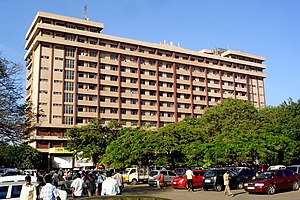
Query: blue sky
0 0 299 106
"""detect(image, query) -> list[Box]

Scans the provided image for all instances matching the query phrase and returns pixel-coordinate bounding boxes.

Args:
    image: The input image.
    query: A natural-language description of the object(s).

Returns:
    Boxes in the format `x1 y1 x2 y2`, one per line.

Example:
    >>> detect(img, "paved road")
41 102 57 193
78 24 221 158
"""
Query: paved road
122 184 300 200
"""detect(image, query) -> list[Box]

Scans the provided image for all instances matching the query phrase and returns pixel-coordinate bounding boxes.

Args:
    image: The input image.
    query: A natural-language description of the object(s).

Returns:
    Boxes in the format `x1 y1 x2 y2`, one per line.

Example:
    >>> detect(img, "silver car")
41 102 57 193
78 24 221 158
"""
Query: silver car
148 170 177 186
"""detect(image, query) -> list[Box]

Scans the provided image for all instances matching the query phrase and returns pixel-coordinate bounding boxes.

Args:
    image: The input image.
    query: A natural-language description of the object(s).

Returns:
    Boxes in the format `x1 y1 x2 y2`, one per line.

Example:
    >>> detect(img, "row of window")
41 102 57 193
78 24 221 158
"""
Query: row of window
41 43 263 74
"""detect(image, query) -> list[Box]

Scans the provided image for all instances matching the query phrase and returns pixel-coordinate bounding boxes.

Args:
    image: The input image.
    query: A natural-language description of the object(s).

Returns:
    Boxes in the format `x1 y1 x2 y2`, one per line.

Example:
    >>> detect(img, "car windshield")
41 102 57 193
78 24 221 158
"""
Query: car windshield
124 169 131 174
150 171 158 177
204 170 216 177
259 172 275 179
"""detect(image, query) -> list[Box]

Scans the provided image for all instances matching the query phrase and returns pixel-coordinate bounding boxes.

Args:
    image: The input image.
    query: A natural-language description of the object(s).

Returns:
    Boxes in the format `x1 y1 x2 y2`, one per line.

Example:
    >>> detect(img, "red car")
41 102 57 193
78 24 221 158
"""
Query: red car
171 170 205 189
244 169 300 194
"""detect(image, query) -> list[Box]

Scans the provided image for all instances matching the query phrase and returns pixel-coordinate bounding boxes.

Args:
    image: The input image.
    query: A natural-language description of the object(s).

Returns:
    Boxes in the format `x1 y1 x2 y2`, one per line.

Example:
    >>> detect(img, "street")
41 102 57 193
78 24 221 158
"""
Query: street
121 184 300 200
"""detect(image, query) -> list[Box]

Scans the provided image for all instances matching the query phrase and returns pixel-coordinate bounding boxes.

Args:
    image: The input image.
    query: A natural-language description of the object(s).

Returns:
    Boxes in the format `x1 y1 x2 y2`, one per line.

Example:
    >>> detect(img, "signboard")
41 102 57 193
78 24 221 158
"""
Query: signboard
74 156 93 167
49 147 72 154
52 156 73 168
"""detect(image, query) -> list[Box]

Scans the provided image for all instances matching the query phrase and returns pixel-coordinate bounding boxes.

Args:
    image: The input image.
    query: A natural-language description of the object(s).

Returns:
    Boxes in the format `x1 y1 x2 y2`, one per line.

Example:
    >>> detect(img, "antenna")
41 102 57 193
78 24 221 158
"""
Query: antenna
84 5 87 20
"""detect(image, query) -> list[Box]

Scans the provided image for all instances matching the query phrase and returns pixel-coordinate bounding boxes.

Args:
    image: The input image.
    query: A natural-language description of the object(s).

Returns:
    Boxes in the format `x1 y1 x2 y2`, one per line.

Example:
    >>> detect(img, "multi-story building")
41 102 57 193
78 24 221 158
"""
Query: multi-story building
25 12 266 169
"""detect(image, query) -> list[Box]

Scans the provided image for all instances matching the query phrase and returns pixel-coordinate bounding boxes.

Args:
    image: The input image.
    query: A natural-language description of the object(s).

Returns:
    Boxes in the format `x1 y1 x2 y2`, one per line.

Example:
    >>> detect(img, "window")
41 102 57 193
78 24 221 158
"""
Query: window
64 93 73 102
131 99 137 104
131 110 138 115
167 83 173 88
121 67 126 72
167 73 173 78
130 68 137 73
110 55 117 60
64 116 73 124
77 94 84 100
167 93 173 97
88 95 96 101
121 77 126 82
65 59 74 69
150 111 156 116
100 74 106 80
130 78 137 84
100 64 105 69
110 97 117 103
64 82 74 91
64 70 74 80
167 113 174 117
89 73 96 79
149 91 156 96
110 76 118 81
110 108 118 114
110 65 117 71
110 86 118 92
99 97 105 102
65 48 75 57
64 105 73 114
90 51 97 57
149 81 156 86
149 71 155 76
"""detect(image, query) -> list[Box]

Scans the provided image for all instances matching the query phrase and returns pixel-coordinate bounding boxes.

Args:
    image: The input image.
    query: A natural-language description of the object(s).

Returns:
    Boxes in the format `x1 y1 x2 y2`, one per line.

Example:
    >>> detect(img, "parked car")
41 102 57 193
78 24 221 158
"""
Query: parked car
286 165 300 173
202 169 240 191
0 169 16 177
0 170 35 183
171 170 205 189
244 169 300 194
267 165 286 171
175 168 187 176
230 167 255 187
0 182 67 200
148 170 177 187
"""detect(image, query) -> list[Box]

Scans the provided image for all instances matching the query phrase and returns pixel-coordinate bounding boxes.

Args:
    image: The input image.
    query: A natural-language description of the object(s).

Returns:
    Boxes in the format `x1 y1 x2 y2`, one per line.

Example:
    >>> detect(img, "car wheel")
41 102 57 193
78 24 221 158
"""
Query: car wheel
202 186 208 191
215 184 222 192
131 179 138 185
292 181 299 190
238 182 244 189
267 184 275 195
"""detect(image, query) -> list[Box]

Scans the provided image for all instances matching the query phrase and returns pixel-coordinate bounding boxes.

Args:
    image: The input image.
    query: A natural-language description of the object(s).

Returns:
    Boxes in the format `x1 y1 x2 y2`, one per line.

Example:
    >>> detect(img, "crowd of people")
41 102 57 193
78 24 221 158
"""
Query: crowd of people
19 168 124 200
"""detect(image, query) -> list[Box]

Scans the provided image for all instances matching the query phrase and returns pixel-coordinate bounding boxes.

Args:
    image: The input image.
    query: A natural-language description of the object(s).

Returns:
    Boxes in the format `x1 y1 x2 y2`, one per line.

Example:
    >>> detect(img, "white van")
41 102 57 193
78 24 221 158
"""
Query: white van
287 165 300 173
267 165 286 170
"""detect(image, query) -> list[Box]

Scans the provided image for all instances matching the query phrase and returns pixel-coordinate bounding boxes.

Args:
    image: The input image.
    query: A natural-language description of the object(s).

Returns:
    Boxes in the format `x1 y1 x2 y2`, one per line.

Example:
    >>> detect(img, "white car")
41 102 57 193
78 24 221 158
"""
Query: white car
0 182 67 200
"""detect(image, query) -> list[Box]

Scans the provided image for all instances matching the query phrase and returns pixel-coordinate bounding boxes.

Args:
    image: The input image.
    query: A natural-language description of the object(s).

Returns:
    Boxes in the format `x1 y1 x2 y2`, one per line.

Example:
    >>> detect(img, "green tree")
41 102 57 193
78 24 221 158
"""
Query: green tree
64 119 120 164
186 130 297 167
2 145 42 169
199 98 259 139
102 128 156 168
154 119 206 168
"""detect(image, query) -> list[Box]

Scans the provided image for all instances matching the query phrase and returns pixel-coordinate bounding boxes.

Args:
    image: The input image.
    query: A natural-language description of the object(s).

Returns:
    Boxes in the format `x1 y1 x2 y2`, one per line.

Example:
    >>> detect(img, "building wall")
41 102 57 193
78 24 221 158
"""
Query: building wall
25 12 267 153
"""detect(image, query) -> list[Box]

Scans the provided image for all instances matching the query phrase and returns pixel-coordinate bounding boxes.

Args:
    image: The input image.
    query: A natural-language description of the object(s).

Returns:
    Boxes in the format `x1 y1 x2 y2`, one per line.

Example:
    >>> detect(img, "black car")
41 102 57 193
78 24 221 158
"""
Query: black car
202 169 240 191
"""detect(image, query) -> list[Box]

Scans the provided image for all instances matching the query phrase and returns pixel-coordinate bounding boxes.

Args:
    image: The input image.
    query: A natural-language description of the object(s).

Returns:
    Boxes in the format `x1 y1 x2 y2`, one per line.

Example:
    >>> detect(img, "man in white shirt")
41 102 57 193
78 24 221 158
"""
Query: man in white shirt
101 171 120 196
185 167 194 192
71 173 85 198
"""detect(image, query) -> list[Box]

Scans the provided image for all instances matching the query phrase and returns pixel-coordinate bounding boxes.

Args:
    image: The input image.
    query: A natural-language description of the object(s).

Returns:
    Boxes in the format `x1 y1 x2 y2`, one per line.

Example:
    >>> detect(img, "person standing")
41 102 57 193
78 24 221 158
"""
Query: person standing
185 167 194 192
223 170 234 197
20 176 36 200
70 173 85 198
113 169 123 195
39 174 61 200
36 176 46 200
101 171 120 196
97 171 105 196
